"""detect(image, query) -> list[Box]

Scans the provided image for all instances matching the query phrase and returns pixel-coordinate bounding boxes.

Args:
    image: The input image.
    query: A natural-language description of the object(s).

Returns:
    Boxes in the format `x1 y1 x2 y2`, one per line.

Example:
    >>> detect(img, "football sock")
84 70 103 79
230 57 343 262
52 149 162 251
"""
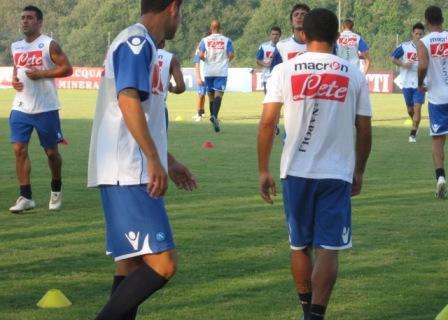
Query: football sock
436 168 446 180
20 185 32 200
309 304 326 320
298 292 312 318
198 108 205 116
212 96 222 118
51 179 62 192
111 276 138 320
410 129 417 137
95 264 168 320
209 100 214 116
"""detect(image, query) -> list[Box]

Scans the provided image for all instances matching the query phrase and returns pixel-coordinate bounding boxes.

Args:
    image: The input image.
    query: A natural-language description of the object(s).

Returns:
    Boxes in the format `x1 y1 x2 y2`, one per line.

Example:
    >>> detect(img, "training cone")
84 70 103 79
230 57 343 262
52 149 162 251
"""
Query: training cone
404 119 413 125
174 116 184 122
37 289 72 309
436 305 448 320
202 141 215 149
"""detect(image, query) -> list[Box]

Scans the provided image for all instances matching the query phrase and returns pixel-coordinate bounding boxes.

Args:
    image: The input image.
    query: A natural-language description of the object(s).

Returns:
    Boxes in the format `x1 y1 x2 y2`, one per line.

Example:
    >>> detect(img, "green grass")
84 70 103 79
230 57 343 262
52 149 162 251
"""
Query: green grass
0 89 447 320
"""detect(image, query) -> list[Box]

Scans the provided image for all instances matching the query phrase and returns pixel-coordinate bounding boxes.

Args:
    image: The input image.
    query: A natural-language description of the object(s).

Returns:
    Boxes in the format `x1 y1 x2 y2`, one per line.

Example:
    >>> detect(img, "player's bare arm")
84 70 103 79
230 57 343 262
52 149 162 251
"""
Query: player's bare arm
256 59 270 68
194 62 203 85
167 153 197 191
417 39 429 90
391 56 412 69
228 51 235 62
352 115 372 197
118 88 168 198
26 41 73 80
168 55 185 94
257 102 282 204
363 51 372 74
11 66 23 92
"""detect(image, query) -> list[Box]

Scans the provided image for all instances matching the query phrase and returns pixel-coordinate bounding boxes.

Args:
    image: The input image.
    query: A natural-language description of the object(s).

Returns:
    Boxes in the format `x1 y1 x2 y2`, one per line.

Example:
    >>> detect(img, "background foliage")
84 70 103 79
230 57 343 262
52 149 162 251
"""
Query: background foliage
1 0 448 70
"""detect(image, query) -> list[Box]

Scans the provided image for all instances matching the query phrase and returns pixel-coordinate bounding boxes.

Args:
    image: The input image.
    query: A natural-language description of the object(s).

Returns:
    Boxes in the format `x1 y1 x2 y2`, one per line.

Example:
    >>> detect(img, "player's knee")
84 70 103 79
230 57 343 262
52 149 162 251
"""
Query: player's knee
13 144 28 160
45 149 60 161
152 259 177 279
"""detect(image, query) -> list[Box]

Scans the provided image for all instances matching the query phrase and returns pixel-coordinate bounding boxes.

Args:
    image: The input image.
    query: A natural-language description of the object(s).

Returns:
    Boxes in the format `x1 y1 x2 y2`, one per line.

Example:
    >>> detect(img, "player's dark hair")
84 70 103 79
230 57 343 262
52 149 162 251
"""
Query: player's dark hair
342 19 354 30
141 0 182 15
425 6 444 26
290 3 311 21
303 8 339 45
412 22 425 31
271 26 282 34
23 5 43 21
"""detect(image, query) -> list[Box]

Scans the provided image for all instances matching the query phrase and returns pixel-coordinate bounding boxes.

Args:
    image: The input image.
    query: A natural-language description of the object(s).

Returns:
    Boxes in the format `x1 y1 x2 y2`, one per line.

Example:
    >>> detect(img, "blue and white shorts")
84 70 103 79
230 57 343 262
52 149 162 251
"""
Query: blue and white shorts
402 88 425 107
9 110 63 149
100 185 175 261
282 176 352 251
197 84 206 96
205 76 227 93
429 103 448 136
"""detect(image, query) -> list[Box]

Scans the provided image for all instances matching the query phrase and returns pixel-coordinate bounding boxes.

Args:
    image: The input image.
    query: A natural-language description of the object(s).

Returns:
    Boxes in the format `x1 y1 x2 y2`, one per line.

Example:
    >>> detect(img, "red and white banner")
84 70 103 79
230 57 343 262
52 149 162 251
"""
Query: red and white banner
0 66 395 93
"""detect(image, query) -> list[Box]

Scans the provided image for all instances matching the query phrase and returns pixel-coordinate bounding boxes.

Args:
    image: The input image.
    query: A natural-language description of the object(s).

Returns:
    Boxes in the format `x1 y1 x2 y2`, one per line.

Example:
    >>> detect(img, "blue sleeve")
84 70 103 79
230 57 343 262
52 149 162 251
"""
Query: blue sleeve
113 36 152 101
391 45 404 59
256 46 264 60
193 53 200 64
227 39 234 54
199 39 206 53
358 37 369 53
270 48 282 71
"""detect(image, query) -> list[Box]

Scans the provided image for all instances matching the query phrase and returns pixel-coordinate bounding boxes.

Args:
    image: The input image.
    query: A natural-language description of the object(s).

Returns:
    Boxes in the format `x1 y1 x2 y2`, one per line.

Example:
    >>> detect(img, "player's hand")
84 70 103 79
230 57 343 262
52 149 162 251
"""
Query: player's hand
351 172 363 197
25 68 44 80
12 77 23 92
168 160 197 192
168 83 174 93
402 62 413 69
418 85 427 93
196 78 204 86
259 171 277 204
147 158 168 198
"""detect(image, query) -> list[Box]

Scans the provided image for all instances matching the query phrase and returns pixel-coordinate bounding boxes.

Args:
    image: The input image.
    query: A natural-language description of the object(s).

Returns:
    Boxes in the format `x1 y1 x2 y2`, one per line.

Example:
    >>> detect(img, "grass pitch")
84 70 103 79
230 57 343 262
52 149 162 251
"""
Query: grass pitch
0 90 447 320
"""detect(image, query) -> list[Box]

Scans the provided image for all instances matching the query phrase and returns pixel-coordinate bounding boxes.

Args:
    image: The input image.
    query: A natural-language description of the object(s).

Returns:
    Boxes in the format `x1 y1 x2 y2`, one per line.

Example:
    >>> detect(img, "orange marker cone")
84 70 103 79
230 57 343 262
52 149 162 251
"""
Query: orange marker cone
202 141 215 149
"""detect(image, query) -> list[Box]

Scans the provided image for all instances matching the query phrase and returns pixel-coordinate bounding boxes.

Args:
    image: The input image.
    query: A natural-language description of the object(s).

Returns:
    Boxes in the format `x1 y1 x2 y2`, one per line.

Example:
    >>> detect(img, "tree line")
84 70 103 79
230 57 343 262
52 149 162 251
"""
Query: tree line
1 0 447 71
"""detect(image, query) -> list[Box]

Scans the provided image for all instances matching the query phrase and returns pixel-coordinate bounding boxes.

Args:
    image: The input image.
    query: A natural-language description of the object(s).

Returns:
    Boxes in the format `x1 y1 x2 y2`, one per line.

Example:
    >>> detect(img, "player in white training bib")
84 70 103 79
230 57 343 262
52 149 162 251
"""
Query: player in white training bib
258 9 372 320
391 22 426 143
198 20 234 132
336 19 371 74
256 26 282 94
9 5 72 214
417 5 448 199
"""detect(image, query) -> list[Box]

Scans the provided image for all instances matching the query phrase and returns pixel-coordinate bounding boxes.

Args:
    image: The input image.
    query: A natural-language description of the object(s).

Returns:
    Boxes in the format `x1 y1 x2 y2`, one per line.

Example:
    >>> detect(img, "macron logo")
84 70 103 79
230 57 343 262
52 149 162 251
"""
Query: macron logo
126 37 146 55
342 227 350 244
125 231 140 251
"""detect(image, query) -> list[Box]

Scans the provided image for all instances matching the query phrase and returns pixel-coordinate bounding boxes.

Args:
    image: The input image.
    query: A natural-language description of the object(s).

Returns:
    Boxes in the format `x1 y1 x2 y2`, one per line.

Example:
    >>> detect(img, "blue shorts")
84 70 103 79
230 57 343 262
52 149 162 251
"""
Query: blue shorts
9 110 63 149
197 84 206 96
100 185 175 261
282 176 352 251
429 103 448 136
205 76 227 93
402 88 425 107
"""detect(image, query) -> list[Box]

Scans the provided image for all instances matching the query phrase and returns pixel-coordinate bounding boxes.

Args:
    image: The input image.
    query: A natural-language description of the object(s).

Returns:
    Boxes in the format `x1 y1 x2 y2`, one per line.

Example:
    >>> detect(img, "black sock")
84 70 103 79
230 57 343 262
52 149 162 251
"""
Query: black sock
212 96 222 118
310 304 326 320
95 264 168 320
209 100 214 116
298 292 312 318
51 179 62 192
410 129 417 137
111 276 138 320
436 168 446 180
20 185 32 200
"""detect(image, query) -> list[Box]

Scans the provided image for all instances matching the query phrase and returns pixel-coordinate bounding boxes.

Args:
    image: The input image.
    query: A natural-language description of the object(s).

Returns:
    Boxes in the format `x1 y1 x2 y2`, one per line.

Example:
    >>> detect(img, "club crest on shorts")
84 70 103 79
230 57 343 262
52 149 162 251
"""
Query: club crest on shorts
156 232 166 242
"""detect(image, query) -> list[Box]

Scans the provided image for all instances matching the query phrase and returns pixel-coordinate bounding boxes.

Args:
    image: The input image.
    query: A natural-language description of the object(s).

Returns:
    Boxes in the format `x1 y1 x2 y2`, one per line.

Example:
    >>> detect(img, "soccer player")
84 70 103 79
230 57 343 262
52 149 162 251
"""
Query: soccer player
270 3 310 70
158 39 186 127
336 19 371 74
193 39 206 121
198 20 235 132
9 5 73 213
256 26 282 94
417 5 448 199
391 23 425 143
258 8 372 320
88 1 197 319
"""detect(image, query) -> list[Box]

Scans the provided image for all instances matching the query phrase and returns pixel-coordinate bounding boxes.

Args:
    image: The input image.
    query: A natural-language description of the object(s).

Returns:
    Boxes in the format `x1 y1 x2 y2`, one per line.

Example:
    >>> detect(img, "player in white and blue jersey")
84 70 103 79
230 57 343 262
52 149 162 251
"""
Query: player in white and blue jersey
391 22 425 143
256 26 282 94
418 6 448 199
88 1 197 319
198 20 234 132
336 19 371 74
